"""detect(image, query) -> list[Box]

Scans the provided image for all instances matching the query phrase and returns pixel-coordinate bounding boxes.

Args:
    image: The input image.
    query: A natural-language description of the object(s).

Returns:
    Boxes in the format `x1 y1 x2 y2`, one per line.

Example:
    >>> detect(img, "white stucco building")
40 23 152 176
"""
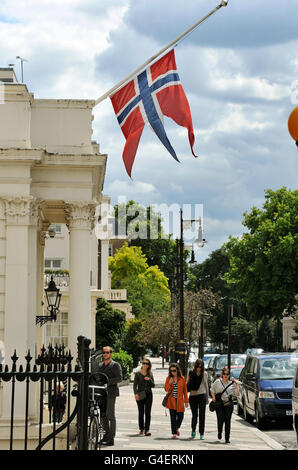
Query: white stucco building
0 68 132 437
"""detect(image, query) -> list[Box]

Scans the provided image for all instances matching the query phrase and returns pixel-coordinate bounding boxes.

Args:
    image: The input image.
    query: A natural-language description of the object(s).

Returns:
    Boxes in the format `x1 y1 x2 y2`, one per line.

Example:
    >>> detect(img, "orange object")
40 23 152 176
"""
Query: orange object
288 106 298 146
164 375 189 412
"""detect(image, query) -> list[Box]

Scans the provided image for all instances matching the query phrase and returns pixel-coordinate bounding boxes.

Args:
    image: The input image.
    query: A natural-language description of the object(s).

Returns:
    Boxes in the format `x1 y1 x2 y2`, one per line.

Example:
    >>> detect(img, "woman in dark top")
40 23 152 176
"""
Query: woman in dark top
133 358 155 436
187 358 209 439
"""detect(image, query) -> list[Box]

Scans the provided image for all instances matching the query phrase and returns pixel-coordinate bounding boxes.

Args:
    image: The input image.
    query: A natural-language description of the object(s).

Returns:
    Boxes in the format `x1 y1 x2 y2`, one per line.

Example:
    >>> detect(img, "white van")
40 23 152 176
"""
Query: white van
293 362 298 443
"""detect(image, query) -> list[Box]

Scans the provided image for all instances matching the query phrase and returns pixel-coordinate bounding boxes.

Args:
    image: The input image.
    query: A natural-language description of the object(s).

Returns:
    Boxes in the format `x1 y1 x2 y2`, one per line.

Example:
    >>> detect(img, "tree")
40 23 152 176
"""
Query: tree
225 187 298 320
109 243 171 318
122 318 147 367
136 290 220 357
95 298 126 350
188 248 249 349
113 200 189 294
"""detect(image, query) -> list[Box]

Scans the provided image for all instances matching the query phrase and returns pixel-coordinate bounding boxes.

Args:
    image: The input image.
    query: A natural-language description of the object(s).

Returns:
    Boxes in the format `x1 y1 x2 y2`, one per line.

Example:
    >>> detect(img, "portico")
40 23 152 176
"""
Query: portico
0 68 106 423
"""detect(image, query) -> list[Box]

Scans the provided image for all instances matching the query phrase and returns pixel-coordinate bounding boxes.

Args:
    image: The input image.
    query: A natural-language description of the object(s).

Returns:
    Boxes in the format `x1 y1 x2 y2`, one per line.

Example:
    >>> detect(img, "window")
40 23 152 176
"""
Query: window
49 224 62 234
45 312 68 347
45 259 62 270
260 357 298 380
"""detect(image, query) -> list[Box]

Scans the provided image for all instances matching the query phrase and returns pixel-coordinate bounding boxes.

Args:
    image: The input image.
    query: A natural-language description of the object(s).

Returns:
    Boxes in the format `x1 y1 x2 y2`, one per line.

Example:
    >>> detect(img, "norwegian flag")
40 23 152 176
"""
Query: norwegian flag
110 49 197 177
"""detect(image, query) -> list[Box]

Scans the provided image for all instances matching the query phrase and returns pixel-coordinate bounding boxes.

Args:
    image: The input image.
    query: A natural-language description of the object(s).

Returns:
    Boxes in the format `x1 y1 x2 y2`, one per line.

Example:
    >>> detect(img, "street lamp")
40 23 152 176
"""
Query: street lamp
176 210 206 376
15 56 28 83
36 276 62 326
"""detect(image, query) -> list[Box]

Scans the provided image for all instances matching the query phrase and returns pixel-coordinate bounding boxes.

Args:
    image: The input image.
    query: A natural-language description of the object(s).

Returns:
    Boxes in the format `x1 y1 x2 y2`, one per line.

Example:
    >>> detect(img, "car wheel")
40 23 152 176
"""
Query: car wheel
255 405 266 430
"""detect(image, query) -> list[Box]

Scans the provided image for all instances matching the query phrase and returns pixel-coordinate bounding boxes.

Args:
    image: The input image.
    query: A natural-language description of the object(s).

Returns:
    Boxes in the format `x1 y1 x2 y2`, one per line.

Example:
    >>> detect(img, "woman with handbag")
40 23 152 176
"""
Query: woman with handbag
187 358 209 440
133 358 155 436
164 363 189 439
210 367 239 444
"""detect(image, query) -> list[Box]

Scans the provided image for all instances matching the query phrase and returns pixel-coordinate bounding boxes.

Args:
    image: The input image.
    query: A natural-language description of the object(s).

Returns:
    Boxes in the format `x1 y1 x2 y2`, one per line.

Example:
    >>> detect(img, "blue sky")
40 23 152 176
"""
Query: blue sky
0 0 297 262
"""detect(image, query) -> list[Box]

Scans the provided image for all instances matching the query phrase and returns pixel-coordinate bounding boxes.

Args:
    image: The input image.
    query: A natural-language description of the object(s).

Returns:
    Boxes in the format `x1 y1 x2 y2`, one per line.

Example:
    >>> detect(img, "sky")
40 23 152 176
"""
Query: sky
0 0 297 262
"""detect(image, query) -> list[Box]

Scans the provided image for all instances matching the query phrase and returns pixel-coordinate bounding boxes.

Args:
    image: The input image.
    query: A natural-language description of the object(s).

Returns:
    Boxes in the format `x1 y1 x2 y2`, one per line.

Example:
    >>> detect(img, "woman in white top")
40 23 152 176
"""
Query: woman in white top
186 359 209 440
210 366 239 444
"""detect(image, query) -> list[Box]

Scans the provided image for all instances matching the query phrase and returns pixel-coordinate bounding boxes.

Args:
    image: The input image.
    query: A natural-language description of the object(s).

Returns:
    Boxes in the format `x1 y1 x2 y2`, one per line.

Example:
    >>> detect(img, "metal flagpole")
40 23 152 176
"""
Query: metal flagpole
94 1 230 105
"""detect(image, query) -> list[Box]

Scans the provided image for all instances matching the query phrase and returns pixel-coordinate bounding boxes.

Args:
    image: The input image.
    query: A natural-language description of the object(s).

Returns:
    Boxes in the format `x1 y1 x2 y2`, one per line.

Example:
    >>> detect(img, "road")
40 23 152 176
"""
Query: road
264 422 297 450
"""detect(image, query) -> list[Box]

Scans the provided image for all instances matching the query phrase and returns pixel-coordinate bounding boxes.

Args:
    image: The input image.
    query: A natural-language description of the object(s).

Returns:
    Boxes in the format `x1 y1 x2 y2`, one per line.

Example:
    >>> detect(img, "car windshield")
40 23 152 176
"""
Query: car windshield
259 357 298 380
216 355 246 369
203 356 214 366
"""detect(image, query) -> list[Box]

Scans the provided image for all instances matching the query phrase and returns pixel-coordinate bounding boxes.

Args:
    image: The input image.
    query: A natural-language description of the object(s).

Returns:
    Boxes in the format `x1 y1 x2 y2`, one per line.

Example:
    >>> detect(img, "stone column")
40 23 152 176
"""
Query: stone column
2 196 39 419
100 240 110 291
35 220 49 354
65 201 96 356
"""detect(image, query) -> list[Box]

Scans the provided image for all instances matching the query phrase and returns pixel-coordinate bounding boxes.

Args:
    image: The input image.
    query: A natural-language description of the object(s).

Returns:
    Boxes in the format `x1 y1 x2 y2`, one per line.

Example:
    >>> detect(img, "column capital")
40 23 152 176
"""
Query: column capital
1 196 44 226
65 201 97 231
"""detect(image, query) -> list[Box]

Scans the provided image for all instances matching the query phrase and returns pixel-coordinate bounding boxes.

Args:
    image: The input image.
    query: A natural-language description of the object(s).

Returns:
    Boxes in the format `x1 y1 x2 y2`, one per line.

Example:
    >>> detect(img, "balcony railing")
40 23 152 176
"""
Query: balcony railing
44 273 69 287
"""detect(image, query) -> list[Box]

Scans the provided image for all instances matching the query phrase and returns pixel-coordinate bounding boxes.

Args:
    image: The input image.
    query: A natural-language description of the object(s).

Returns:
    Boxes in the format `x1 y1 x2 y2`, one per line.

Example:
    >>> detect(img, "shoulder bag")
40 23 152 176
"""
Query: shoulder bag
209 381 234 412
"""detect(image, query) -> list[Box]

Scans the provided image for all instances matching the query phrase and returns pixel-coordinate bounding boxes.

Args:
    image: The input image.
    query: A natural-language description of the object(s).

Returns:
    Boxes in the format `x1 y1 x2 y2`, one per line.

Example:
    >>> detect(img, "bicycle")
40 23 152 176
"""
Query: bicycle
88 372 108 450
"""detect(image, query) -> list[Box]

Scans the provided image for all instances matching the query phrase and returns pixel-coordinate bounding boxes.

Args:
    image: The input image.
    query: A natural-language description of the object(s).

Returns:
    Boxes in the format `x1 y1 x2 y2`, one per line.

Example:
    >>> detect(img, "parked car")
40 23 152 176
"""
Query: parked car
202 354 218 369
292 361 298 442
237 353 298 429
188 352 218 370
207 354 246 392
206 354 220 390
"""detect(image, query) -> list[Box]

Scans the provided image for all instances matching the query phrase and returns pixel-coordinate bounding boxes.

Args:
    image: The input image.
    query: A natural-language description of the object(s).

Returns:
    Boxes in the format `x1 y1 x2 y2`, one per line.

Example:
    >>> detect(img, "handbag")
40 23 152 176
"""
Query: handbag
209 382 234 412
162 390 172 407
137 390 146 400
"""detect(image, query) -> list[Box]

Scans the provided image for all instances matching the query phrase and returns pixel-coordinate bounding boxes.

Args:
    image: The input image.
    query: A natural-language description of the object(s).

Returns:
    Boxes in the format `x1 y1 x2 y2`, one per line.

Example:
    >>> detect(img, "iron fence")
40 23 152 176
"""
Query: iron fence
0 335 91 450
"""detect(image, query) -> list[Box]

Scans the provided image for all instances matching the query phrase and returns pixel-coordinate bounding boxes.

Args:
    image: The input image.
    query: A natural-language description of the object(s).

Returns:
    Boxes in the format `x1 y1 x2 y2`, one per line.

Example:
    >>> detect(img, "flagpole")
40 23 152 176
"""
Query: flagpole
94 1 230 105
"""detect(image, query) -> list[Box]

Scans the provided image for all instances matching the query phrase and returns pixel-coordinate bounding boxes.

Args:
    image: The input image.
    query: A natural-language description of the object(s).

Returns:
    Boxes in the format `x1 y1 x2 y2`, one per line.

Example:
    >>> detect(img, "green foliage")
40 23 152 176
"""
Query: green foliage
225 187 298 320
113 200 189 293
229 317 255 353
95 298 126 350
122 318 147 367
112 348 133 380
109 243 170 318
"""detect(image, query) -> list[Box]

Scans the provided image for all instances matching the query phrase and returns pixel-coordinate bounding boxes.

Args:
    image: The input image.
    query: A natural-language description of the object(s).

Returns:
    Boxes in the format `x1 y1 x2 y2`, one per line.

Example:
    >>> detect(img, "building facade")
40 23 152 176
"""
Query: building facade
0 67 115 431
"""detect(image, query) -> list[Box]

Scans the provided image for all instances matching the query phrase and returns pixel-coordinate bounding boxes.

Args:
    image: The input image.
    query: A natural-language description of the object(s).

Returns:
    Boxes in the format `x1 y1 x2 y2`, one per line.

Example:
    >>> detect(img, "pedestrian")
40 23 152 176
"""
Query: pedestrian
210 366 239 444
133 357 155 436
95 346 122 446
51 381 66 424
187 358 209 439
164 363 189 439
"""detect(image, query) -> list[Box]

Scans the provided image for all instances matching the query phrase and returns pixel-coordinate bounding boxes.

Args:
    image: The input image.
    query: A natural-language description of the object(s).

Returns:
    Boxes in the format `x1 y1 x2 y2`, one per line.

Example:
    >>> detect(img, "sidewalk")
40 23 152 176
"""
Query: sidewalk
103 357 285 451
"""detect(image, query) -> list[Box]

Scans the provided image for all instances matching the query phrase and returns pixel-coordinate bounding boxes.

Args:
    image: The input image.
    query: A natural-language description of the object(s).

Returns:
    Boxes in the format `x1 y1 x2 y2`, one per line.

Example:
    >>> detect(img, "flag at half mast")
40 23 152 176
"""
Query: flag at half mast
110 49 197 177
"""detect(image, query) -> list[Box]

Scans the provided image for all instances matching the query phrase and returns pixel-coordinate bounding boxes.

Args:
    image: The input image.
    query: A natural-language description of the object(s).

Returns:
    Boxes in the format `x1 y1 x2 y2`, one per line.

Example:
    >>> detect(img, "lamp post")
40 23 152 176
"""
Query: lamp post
227 303 234 370
176 210 206 376
36 275 62 326
15 56 28 83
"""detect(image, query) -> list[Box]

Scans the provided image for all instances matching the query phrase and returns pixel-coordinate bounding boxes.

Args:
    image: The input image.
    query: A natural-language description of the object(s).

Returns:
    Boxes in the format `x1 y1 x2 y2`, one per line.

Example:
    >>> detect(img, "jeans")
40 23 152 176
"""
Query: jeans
189 394 206 435
102 396 116 439
137 392 153 432
216 403 233 441
169 408 184 435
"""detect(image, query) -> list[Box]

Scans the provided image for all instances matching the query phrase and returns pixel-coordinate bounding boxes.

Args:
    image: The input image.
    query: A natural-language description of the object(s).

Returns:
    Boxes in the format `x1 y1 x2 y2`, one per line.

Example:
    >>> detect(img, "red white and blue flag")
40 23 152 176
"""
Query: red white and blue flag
110 49 197 177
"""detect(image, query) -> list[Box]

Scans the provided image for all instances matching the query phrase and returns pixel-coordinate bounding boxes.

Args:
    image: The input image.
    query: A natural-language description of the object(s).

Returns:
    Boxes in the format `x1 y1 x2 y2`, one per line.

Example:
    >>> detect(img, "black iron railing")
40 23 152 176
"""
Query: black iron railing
0 336 91 450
